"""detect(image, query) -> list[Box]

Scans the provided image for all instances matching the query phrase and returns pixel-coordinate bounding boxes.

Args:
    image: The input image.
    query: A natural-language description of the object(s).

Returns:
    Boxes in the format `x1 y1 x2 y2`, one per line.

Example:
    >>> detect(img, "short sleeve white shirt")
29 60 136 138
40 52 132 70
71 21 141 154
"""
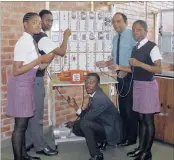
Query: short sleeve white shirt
37 30 58 54
13 32 39 69
137 38 163 62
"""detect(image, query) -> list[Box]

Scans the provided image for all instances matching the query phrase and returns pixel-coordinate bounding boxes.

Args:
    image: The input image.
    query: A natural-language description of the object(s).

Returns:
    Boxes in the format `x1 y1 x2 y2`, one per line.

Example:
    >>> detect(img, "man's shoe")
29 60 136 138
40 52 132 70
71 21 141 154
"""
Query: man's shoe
26 144 34 152
134 151 152 160
97 140 108 151
36 146 58 156
127 148 142 157
118 140 136 147
89 153 104 160
23 154 41 160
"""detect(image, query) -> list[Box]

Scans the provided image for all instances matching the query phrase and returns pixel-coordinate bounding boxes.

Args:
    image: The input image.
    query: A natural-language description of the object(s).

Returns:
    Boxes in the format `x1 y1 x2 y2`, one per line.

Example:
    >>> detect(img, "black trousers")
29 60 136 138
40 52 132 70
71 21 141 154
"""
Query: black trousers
12 117 29 160
72 119 106 156
138 113 155 152
117 74 138 142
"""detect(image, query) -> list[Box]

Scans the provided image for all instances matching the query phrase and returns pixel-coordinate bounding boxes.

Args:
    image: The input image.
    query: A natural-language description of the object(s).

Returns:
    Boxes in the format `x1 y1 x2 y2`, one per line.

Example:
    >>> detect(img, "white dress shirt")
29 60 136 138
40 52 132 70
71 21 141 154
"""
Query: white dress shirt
137 38 162 62
76 91 96 115
14 32 39 69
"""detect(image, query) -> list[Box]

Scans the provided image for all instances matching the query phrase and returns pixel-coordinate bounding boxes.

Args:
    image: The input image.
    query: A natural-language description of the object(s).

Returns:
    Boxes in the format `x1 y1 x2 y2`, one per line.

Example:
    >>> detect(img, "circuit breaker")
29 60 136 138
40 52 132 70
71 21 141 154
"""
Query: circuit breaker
50 11 113 74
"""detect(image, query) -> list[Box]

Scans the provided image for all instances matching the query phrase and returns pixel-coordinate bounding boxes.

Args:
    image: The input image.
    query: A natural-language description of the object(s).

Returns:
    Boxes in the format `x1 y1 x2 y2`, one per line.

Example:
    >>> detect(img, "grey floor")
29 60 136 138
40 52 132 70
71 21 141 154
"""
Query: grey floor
1 133 174 160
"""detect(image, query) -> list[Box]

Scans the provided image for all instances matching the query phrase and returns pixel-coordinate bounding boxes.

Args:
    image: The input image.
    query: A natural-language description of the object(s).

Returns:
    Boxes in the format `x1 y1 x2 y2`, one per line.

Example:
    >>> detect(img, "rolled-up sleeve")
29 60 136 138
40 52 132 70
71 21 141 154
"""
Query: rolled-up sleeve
38 37 58 54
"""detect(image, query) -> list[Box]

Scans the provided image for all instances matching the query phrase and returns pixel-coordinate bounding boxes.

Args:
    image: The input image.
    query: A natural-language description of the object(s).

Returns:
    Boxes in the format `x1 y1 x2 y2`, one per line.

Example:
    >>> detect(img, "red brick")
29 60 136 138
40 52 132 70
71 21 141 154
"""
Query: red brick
55 106 65 111
1 114 8 119
1 86 7 92
59 109 74 116
1 125 10 133
2 12 11 19
9 40 17 46
1 53 12 60
1 100 7 107
1 26 11 32
55 95 64 100
56 117 66 125
1 67 7 85
7 67 13 78
2 93 7 100
2 47 14 53
60 101 69 105
1 40 9 46
44 115 48 121
2 118 13 125
2 107 6 113
4 131 12 137
43 121 49 127
66 113 76 120
3 19 20 26
2 33 16 40
1 60 13 66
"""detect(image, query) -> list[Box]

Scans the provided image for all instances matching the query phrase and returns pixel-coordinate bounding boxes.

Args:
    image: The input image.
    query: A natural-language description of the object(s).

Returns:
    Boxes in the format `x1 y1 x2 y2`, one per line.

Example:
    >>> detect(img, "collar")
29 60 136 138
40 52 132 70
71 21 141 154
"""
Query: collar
89 91 96 97
23 32 34 40
117 27 128 35
41 29 45 33
137 37 148 49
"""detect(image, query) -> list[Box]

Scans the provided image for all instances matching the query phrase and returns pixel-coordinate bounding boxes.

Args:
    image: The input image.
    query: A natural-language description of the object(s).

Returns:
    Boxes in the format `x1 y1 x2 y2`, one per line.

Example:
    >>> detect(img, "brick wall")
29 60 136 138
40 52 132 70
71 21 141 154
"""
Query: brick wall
1 1 173 141
1 1 46 140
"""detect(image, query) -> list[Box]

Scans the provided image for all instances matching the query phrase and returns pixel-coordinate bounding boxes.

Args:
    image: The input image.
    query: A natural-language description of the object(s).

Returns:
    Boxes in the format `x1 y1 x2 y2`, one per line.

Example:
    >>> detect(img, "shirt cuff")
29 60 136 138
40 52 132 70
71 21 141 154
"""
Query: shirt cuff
76 108 82 115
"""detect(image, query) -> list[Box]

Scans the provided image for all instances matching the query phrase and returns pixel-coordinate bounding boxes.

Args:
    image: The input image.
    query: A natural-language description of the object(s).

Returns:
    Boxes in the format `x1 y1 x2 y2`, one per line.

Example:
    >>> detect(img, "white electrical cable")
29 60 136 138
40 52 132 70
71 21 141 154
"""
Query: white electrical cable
98 66 134 98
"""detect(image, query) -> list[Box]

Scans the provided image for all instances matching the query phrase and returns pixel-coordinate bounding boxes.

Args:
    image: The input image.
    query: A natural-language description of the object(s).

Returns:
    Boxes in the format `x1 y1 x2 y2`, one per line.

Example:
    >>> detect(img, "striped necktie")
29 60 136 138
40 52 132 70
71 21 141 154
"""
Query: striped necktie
136 42 140 50
88 97 93 109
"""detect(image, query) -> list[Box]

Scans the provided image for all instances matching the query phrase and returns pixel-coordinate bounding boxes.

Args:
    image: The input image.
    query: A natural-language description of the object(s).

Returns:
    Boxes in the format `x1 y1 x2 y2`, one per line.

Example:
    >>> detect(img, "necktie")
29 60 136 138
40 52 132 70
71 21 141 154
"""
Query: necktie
136 42 140 50
116 33 121 65
88 97 93 109
33 40 40 57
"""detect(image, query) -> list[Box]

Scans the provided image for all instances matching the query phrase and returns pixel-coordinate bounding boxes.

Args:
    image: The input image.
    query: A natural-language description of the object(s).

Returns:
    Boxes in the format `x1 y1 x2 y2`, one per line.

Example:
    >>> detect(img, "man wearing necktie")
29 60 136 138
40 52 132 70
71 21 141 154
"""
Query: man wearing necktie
67 73 123 160
97 12 138 147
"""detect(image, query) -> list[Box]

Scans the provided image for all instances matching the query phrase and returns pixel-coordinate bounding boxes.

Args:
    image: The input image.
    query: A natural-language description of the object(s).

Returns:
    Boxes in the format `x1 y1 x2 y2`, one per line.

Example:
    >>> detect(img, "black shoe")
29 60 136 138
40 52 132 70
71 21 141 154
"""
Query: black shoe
23 154 41 160
134 152 152 160
127 148 142 157
89 153 104 160
36 146 58 156
26 144 34 152
97 141 108 151
118 140 136 147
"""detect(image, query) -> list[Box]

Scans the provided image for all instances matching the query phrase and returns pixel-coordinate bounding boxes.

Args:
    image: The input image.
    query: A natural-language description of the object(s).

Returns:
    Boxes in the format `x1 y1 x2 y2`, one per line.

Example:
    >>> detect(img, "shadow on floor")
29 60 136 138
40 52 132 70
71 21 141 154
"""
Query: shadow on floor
1 134 174 160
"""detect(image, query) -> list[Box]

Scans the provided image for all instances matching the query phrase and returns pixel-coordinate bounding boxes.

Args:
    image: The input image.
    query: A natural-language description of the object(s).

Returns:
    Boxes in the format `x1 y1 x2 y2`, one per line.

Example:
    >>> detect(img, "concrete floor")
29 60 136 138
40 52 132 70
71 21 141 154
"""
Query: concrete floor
1 134 174 160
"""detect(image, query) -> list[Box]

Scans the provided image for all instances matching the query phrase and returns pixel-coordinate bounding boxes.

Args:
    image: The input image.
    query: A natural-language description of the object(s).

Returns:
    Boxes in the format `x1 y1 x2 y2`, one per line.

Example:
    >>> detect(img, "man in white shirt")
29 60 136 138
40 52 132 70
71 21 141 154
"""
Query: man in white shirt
25 9 71 156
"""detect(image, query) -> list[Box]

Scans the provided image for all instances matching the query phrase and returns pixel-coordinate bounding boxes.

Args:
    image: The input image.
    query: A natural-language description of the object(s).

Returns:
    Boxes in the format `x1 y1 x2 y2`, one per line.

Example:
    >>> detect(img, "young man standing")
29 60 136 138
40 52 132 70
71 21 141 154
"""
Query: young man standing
25 9 71 156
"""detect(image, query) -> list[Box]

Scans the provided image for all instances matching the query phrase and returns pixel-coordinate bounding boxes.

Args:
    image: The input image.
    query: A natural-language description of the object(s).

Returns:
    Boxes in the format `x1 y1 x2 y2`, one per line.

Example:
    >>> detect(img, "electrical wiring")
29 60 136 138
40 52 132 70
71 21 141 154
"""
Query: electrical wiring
98 67 134 98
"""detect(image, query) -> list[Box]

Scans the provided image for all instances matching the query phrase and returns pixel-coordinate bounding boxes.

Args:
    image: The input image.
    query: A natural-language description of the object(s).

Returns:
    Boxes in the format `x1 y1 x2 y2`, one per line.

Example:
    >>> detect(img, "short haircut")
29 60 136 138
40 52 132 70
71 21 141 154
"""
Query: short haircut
115 12 127 23
23 12 39 23
87 73 100 83
39 9 52 18
133 20 148 32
